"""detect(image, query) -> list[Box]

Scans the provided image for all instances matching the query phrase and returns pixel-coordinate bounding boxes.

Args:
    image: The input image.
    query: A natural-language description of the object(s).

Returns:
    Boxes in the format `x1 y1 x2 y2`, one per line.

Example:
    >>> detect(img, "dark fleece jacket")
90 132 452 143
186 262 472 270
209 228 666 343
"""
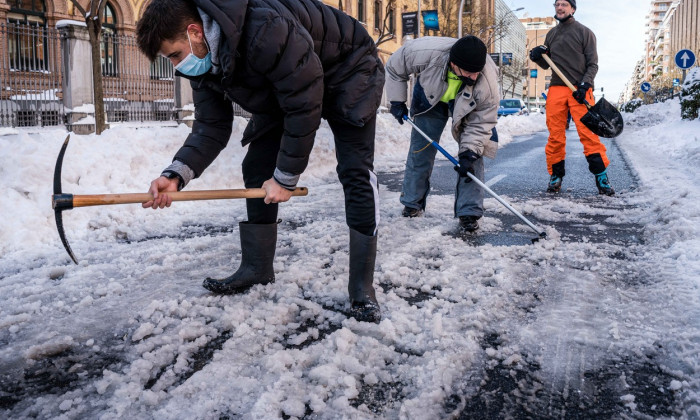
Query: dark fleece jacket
533 16 598 88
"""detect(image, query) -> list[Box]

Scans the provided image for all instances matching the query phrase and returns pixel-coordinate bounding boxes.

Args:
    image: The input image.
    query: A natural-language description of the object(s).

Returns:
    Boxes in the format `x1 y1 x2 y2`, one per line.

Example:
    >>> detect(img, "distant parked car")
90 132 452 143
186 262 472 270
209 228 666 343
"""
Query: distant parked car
530 106 545 114
498 99 528 117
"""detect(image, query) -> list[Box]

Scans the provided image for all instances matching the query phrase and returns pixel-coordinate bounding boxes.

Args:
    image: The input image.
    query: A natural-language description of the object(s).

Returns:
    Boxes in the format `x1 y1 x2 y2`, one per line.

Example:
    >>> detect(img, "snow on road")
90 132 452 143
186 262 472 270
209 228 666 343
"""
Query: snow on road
0 101 698 418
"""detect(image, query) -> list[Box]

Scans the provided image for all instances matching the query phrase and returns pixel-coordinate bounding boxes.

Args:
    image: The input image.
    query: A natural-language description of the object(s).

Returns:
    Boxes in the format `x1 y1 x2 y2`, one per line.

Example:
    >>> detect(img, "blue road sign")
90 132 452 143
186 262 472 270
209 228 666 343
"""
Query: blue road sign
675 49 696 69
502 53 513 66
641 82 651 92
530 69 538 78
673 78 680 87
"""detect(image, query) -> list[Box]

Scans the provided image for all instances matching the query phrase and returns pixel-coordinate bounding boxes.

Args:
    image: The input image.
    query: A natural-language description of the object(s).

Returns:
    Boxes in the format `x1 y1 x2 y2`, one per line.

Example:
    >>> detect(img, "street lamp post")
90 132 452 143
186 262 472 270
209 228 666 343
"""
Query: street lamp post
417 0 421 38
458 0 466 38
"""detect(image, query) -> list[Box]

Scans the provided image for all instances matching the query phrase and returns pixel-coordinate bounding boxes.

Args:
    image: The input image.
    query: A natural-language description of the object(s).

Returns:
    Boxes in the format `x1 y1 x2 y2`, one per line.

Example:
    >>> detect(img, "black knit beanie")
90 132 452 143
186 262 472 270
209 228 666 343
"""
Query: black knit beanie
568 0 576 9
449 36 487 73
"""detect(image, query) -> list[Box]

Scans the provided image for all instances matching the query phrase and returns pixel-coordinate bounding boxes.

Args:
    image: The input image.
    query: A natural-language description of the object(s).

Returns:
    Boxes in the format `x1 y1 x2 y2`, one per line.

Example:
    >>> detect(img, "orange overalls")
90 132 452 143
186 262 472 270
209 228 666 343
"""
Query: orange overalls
545 85 609 176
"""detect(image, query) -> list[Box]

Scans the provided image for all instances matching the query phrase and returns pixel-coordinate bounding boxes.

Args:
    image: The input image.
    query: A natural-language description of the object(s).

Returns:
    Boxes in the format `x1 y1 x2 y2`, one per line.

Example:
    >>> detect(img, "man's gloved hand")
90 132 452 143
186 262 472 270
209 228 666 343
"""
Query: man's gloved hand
529 45 549 62
454 150 480 183
390 101 408 124
572 82 592 104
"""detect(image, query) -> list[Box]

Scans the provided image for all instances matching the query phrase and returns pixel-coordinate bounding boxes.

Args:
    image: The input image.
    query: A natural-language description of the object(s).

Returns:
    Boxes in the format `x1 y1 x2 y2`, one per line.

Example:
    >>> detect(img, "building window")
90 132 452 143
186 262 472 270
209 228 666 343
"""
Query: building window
101 3 119 77
374 1 381 30
388 5 395 34
7 0 47 71
357 0 365 23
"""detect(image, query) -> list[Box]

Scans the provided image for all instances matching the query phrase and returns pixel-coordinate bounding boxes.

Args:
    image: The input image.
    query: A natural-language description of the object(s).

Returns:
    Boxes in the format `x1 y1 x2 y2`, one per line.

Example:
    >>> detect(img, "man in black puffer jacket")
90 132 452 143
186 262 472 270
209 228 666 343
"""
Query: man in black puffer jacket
136 0 384 323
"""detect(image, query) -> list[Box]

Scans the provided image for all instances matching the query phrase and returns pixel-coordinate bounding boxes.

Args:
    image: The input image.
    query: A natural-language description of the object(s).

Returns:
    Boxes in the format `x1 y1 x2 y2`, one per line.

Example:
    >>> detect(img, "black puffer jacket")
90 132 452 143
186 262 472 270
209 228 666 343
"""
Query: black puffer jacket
174 0 385 179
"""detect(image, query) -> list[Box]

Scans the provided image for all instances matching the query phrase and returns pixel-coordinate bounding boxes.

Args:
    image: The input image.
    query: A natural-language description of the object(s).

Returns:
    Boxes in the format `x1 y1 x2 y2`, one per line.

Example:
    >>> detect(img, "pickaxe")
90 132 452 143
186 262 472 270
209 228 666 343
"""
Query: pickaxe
52 135 308 264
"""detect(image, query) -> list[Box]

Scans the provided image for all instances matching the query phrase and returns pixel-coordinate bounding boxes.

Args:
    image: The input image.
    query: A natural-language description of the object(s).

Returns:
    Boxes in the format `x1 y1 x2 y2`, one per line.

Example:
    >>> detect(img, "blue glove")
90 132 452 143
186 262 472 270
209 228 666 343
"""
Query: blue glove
454 150 479 183
390 101 408 125
573 82 592 104
529 45 549 62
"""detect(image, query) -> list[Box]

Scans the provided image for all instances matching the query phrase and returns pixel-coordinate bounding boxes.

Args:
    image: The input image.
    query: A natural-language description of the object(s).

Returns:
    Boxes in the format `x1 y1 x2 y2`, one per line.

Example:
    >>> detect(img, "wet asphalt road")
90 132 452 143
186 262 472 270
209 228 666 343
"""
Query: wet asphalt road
375 127 689 418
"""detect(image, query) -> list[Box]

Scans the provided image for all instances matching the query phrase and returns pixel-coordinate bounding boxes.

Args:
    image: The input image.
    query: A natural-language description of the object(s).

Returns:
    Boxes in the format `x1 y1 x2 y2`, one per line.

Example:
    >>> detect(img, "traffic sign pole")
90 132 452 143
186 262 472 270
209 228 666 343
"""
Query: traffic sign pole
675 49 696 83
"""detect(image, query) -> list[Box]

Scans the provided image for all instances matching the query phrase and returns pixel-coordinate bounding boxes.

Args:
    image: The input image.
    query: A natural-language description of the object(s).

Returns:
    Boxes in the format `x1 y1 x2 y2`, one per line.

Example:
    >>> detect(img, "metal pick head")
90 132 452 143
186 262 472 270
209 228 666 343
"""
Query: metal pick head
55 209 78 264
52 134 78 264
53 135 70 195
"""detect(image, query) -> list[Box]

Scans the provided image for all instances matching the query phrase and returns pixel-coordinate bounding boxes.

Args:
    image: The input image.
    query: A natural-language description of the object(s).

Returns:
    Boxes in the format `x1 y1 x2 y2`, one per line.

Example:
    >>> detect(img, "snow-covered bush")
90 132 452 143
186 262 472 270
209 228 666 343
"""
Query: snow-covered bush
621 98 643 113
680 67 700 120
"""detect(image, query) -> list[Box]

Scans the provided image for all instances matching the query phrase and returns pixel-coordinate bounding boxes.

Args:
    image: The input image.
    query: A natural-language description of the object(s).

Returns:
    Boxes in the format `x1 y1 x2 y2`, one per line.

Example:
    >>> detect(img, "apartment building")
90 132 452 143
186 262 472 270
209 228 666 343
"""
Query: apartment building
491 0 526 100
668 0 700 62
644 0 676 79
622 0 698 102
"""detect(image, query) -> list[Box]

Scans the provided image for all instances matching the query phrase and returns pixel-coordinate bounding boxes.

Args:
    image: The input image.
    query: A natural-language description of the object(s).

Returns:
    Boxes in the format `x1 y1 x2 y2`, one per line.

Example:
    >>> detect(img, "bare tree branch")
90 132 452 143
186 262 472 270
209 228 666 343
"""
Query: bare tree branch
68 0 87 18
96 0 110 19
375 0 396 47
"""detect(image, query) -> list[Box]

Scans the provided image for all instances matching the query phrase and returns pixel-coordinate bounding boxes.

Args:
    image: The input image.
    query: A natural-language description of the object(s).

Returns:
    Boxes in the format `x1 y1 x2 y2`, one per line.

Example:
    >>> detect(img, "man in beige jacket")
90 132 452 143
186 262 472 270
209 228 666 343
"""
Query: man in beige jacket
385 35 500 232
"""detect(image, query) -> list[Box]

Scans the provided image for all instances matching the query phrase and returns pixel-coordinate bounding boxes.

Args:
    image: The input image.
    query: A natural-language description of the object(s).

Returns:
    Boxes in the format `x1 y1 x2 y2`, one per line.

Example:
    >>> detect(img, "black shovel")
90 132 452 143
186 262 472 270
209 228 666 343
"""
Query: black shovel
542 55 624 138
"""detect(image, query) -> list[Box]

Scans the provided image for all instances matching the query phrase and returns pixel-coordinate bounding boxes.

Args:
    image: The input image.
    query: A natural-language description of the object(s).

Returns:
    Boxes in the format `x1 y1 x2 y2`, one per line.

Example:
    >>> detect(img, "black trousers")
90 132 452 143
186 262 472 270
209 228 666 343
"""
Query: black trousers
241 116 379 236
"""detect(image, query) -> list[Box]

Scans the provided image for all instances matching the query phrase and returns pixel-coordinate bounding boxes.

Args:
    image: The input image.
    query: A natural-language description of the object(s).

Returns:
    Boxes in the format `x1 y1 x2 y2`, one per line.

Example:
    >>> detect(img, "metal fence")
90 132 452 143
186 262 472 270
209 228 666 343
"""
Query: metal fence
0 22 65 128
101 33 176 123
0 24 177 128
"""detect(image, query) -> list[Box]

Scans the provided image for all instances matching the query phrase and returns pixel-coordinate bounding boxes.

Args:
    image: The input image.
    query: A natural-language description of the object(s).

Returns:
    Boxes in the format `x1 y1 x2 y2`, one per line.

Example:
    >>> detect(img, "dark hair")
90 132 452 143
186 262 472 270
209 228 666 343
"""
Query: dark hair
136 0 202 61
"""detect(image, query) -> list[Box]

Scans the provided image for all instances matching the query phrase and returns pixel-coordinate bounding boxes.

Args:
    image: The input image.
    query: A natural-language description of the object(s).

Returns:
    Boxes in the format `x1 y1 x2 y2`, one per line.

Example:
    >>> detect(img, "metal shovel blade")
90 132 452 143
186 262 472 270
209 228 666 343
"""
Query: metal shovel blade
581 97 624 138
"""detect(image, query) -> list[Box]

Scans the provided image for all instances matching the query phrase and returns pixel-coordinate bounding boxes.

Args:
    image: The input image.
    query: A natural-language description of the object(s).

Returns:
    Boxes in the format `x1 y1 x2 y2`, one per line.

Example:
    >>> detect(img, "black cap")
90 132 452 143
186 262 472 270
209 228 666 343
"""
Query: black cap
560 0 576 9
450 36 487 73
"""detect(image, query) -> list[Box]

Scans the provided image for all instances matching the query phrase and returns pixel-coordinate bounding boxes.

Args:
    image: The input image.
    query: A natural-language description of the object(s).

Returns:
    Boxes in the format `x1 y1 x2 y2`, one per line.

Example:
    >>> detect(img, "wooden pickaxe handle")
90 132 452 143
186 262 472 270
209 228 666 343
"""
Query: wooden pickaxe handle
53 187 308 209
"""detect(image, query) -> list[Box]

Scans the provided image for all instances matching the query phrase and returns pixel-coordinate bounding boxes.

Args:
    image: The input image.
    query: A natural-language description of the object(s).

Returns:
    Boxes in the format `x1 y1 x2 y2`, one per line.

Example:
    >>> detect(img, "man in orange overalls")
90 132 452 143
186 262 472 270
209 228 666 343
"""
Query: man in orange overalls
529 0 614 196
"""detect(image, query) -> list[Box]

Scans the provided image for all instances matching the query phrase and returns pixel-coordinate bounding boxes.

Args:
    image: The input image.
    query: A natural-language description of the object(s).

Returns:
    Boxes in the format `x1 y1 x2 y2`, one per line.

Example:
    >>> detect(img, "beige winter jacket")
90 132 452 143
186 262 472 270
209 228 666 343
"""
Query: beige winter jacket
385 36 500 158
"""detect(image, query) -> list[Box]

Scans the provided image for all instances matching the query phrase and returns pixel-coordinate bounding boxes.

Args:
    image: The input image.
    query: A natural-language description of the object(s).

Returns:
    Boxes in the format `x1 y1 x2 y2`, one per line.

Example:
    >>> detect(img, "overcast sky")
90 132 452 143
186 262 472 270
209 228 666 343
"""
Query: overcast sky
511 0 649 102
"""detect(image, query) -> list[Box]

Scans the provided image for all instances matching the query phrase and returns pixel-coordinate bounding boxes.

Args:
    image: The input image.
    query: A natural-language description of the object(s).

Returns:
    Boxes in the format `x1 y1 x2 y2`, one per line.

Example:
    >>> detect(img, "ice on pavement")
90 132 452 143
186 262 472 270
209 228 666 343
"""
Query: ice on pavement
0 100 698 418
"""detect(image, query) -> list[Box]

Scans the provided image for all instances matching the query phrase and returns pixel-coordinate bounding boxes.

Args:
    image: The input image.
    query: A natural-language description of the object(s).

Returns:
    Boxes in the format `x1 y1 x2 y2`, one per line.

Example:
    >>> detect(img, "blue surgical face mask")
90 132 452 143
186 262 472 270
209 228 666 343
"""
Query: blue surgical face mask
175 31 211 76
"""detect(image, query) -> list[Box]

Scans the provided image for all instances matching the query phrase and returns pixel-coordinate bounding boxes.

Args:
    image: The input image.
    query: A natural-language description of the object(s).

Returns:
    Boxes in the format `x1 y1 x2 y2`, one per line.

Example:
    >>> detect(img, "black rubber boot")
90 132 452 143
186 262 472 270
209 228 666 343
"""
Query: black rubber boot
202 222 277 294
347 229 381 323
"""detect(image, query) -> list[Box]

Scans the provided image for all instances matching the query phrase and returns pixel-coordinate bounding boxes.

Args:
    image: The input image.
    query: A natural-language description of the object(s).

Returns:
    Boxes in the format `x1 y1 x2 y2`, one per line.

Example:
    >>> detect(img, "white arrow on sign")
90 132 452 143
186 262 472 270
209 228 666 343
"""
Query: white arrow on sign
681 52 691 67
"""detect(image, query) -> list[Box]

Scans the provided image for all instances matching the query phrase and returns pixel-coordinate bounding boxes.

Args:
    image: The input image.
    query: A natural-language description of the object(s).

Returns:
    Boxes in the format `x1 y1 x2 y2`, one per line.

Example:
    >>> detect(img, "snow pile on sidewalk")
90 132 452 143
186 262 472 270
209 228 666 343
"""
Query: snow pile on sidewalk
618 99 700 414
619 99 700 251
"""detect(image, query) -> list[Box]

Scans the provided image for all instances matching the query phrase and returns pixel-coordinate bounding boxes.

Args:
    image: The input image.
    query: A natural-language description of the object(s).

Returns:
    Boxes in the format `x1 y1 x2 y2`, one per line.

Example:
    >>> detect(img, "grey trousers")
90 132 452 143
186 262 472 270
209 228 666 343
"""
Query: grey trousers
400 102 485 218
